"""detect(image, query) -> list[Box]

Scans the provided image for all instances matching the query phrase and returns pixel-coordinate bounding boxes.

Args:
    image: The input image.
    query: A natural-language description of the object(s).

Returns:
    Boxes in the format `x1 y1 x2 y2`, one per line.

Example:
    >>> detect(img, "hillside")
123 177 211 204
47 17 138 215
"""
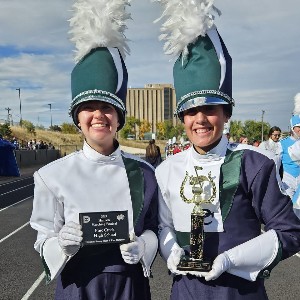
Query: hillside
10 126 166 155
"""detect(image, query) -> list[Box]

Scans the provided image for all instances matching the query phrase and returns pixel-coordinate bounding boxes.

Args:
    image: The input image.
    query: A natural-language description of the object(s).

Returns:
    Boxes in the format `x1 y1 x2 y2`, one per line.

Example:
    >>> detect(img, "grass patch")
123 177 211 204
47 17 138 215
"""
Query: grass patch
10 126 166 155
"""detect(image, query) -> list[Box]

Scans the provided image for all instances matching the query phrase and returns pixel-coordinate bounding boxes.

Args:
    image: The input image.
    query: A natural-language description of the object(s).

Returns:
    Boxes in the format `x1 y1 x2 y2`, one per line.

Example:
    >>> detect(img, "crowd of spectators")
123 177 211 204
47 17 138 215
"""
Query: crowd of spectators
165 141 191 158
3 137 55 150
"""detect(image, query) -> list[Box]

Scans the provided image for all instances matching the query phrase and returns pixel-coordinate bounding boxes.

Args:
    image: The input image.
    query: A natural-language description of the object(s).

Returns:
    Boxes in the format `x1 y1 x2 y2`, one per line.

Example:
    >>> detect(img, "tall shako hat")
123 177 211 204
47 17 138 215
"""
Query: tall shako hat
156 0 234 121
290 93 300 129
69 0 131 130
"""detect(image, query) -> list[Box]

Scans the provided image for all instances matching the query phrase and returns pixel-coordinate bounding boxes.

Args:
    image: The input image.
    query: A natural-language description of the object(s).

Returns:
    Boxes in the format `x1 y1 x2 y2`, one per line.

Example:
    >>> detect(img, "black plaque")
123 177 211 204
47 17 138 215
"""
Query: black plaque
79 211 129 246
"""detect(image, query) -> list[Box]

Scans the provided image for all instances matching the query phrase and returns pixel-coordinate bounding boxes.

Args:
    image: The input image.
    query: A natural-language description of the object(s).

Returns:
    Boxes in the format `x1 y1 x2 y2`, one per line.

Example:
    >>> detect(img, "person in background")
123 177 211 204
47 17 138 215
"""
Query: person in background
172 143 182 155
145 139 163 168
0 134 20 176
183 141 191 151
279 93 300 218
223 122 231 141
238 136 249 144
154 2 300 299
252 139 260 147
284 138 300 218
48 142 55 150
259 126 281 155
30 2 158 299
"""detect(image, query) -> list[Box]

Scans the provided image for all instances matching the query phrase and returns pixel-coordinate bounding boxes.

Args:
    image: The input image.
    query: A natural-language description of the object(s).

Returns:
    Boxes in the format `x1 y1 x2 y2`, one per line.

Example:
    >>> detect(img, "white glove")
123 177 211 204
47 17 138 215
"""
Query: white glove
167 244 190 276
201 230 278 281
139 230 158 277
120 235 145 264
201 253 231 281
58 221 83 257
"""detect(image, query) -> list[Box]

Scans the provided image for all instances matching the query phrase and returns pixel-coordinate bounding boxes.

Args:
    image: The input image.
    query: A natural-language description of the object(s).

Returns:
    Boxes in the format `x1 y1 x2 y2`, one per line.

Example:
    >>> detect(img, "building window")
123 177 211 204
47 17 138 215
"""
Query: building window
164 88 172 120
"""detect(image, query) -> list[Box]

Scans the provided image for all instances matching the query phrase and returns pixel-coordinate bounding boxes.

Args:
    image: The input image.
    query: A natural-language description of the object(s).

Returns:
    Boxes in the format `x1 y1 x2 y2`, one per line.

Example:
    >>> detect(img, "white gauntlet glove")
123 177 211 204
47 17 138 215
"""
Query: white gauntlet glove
159 227 188 276
200 230 278 281
167 244 188 276
201 253 231 281
58 221 83 257
120 235 145 264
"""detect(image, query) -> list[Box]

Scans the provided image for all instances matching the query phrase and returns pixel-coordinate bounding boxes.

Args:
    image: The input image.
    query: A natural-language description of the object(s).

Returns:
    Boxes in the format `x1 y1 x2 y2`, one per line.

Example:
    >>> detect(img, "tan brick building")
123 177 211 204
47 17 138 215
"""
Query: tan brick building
126 84 178 135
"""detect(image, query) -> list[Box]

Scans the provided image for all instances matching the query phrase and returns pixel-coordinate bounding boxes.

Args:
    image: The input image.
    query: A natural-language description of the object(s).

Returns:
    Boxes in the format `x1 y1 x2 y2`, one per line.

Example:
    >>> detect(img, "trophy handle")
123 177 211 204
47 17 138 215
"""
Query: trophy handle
203 171 217 204
180 171 193 203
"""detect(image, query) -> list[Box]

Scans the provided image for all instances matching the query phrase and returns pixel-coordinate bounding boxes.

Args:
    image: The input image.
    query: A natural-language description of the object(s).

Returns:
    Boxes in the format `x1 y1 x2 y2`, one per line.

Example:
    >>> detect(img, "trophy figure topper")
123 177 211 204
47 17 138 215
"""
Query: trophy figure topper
177 166 216 272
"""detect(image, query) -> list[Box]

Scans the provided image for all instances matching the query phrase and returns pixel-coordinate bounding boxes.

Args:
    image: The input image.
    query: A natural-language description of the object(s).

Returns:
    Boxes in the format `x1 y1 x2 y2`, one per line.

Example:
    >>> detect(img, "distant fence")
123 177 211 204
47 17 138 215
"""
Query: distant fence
14 149 60 168
58 144 82 156
13 145 148 168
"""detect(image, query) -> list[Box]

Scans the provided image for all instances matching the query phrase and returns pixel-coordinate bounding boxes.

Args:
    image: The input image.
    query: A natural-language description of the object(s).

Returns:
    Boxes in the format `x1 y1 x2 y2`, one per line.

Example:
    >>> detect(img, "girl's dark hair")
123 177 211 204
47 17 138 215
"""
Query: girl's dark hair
146 139 158 157
222 104 232 118
179 104 233 121
268 126 281 137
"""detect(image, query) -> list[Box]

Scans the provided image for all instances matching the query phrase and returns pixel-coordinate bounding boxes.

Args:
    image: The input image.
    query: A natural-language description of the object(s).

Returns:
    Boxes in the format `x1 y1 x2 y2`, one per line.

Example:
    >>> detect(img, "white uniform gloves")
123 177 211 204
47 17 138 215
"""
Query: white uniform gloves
161 228 278 282
201 252 231 281
167 244 187 276
166 243 224 278
57 223 157 274
120 234 146 264
58 221 83 257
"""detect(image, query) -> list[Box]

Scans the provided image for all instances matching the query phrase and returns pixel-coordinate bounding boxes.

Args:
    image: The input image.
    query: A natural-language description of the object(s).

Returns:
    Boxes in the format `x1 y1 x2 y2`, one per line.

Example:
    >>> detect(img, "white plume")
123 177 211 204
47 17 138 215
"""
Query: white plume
154 0 220 57
69 0 131 62
294 93 300 115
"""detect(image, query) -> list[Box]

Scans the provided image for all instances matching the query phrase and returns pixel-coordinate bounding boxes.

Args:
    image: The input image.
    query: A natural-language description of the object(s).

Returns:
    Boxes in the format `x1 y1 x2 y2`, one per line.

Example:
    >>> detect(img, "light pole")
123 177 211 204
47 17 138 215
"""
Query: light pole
261 110 265 142
16 88 22 125
48 104 52 128
5 107 11 124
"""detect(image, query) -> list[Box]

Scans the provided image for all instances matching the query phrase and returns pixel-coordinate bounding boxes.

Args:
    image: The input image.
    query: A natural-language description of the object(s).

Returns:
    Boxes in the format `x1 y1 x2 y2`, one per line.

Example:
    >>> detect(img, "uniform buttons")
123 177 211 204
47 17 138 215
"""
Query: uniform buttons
262 270 270 277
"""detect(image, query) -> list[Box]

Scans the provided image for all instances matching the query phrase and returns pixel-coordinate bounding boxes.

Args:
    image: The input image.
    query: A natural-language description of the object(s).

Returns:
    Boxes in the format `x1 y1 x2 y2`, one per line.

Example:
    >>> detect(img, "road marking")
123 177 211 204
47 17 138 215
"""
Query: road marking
0 183 33 196
0 196 32 212
0 176 32 187
0 222 29 244
21 272 45 300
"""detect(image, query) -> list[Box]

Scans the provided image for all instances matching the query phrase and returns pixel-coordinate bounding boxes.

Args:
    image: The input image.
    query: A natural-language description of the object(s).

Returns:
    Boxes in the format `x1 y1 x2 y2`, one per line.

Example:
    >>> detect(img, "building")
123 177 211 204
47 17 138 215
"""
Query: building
126 84 178 135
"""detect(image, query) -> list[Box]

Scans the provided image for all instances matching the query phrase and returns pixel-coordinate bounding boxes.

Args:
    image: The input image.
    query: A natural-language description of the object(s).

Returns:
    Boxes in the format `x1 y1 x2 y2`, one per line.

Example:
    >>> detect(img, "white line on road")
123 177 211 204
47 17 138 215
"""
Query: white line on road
0 183 33 196
0 176 32 187
0 222 29 244
0 196 32 212
21 272 45 300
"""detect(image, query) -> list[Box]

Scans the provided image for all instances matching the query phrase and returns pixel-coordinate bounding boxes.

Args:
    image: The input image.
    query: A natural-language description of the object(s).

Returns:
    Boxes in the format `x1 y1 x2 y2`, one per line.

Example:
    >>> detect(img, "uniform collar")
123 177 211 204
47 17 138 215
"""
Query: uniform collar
82 140 122 163
268 138 278 145
191 135 228 162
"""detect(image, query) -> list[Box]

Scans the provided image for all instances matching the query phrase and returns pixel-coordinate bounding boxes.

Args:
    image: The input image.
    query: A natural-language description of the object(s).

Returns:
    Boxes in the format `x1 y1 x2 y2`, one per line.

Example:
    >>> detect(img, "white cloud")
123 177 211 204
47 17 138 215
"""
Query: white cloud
0 0 299 132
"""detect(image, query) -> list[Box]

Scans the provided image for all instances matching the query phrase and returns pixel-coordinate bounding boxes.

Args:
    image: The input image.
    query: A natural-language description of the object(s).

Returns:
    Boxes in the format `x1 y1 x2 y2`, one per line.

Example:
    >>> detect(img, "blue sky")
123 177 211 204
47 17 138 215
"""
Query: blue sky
0 0 299 131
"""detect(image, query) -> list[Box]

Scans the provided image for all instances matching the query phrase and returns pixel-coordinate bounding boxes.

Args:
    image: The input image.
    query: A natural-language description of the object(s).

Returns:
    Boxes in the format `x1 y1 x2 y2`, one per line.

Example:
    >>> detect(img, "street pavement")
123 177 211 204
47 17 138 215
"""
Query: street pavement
1 159 300 299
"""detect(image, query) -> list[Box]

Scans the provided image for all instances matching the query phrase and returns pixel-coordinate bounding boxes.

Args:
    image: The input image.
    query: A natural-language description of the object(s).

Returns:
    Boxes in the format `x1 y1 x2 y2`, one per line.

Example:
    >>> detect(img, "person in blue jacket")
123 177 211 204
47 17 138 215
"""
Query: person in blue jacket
279 95 300 218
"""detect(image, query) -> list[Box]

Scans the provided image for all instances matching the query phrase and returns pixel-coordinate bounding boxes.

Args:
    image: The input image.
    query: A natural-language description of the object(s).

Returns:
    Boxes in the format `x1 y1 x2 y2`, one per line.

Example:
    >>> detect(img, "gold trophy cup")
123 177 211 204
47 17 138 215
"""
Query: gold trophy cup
177 166 216 272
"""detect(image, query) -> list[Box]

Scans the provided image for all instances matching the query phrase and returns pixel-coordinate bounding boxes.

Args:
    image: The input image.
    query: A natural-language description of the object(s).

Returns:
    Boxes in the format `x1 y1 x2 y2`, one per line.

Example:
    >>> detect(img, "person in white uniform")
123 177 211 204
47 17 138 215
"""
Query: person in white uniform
30 1 158 299
259 126 282 156
154 1 300 299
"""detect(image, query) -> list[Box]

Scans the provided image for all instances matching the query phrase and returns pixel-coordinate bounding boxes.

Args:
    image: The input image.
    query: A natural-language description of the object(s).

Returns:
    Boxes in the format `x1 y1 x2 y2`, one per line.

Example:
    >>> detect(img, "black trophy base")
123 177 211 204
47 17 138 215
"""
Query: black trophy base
177 255 212 272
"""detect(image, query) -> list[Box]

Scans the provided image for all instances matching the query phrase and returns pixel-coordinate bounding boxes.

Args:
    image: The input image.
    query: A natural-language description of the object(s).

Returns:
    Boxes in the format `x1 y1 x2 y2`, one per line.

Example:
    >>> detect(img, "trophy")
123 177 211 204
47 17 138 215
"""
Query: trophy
177 166 216 272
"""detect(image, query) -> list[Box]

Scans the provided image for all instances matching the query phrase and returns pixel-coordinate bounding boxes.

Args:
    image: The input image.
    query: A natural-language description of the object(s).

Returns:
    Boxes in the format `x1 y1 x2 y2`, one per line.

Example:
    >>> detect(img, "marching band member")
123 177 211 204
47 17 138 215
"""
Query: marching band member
154 1 300 299
30 1 158 299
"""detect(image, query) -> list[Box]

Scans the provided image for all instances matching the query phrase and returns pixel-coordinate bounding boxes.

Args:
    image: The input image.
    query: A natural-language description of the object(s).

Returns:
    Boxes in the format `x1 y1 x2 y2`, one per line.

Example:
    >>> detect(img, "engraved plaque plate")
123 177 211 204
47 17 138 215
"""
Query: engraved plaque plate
79 211 129 246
